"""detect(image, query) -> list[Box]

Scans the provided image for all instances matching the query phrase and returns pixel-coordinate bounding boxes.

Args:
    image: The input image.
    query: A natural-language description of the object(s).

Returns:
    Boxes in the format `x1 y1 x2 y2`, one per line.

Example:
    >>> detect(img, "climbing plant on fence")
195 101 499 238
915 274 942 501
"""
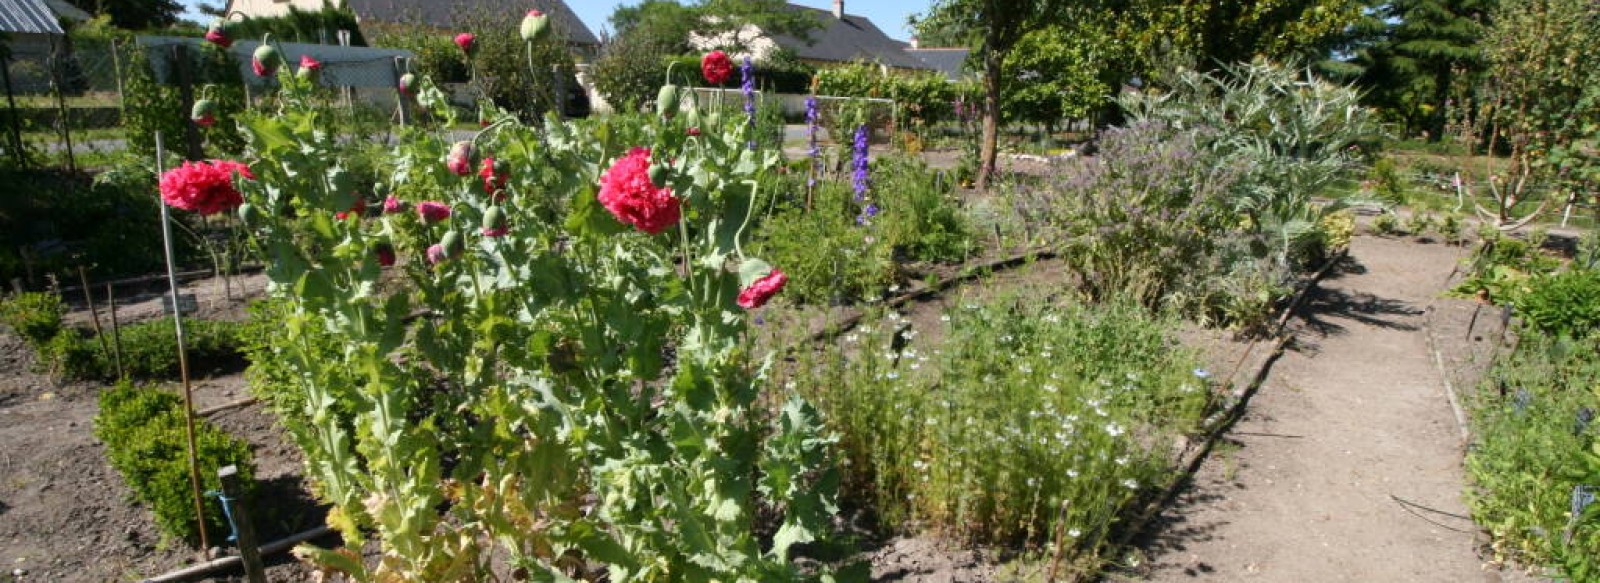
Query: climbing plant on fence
204 46 837 580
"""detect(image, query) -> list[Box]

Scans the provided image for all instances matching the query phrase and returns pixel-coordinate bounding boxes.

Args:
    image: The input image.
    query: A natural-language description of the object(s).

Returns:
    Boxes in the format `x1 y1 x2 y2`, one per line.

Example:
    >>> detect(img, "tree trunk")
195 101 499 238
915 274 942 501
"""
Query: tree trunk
976 27 1002 190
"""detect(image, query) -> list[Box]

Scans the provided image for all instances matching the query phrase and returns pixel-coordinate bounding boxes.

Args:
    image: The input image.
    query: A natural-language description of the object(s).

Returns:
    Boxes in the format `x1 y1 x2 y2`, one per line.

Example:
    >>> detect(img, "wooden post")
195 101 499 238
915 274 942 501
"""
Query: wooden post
106 282 124 379
171 44 204 161
0 47 26 168
394 58 408 128
50 36 76 174
77 265 108 361
217 465 266 583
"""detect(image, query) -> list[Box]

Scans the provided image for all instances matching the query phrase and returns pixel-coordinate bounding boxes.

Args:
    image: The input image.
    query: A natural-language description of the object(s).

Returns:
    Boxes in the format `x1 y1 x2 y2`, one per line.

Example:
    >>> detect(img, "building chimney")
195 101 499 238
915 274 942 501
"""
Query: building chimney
832 0 844 19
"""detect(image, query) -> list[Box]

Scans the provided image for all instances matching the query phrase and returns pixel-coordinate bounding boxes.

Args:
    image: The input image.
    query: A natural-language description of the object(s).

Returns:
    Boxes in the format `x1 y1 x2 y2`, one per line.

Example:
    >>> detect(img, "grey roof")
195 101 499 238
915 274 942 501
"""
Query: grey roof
345 0 597 46
905 48 970 81
42 0 89 22
768 4 928 70
0 0 63 35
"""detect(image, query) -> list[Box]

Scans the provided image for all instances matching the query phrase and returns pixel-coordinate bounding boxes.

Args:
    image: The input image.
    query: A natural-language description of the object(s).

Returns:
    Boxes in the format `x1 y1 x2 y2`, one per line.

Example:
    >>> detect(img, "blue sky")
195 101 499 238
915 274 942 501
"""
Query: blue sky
177 1 934 41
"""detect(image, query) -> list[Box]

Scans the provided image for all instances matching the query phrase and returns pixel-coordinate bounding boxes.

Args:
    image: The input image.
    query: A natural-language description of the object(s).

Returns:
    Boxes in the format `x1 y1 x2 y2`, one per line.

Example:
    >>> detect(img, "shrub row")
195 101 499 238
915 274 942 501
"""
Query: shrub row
0 292 246 381
94 381 255 543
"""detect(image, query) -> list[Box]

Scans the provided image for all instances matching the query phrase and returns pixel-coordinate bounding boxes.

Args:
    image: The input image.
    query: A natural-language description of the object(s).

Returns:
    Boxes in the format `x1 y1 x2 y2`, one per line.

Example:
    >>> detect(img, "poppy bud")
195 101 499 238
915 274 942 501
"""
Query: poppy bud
521 10 549 42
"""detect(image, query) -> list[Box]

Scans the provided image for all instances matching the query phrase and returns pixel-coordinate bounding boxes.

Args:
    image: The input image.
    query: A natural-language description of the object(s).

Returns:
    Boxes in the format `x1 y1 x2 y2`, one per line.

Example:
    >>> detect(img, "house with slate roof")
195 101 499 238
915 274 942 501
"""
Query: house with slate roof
225 0 598 55
691 0 929 72
904 46 971 82
0 0 90 56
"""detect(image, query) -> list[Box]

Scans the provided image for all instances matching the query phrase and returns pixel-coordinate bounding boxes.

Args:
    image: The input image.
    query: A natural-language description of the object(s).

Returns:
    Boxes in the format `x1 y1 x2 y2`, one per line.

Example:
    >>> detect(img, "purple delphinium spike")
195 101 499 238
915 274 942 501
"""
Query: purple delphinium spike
856 202 879 225
852 124 870 202
742 56 757 150
805 95 820 188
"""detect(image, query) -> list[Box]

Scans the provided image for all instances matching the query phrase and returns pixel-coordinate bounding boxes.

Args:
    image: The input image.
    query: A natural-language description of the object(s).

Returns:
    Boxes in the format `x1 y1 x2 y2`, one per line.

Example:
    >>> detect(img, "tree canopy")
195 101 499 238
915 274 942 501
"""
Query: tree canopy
67 0 183 30
607 0 821 53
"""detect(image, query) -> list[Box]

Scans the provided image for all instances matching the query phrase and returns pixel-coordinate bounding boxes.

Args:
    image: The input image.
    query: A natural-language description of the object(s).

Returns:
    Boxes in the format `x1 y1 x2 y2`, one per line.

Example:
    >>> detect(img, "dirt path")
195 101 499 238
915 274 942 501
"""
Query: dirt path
1135 235 1496 582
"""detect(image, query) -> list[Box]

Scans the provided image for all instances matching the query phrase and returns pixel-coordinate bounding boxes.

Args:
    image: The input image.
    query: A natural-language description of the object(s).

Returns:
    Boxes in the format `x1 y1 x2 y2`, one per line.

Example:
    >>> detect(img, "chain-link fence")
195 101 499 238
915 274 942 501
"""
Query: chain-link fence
0 34 130 170
0 33 418 171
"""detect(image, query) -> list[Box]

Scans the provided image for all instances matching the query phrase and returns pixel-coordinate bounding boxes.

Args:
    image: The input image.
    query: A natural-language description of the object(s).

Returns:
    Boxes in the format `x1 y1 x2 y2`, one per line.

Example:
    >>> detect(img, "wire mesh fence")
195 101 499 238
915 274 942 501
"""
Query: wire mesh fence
0 33 418 171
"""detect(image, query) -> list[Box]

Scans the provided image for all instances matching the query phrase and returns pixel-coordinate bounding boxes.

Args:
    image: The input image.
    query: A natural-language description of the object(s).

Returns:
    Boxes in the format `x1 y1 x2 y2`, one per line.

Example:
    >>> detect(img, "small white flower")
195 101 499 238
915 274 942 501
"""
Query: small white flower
1193 368 1211 379
887 371 900 380
1068 528 1082 538
1105 422 1124 437
1020 364 1034 374
909 362 921 370
1116 456 1129 466
845 334 860 343
940 314 952 322
1066 469 1079 478
1043 384 1058 393
1027 477 1038 487
1041 351 1052 358
1123 478 1139 490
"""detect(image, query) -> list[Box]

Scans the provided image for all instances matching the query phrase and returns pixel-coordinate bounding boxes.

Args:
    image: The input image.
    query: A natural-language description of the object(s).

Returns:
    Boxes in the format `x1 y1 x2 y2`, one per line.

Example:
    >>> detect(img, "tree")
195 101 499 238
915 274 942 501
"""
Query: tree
1099 0 1363 85
1001 14 1127 129
67 0 183 30
692 0 822 52
610 0 700 53
591 26 680 113
1468 0 1599 229
1350 0 1497 138
920 0 1070 189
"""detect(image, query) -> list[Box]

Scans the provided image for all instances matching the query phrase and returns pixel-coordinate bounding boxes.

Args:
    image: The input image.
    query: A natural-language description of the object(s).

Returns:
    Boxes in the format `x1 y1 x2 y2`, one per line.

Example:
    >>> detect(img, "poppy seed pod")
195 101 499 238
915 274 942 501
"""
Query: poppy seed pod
237 202 260 225
252 44 280 76
656 84 681 119
191 99 218 127
441 230 464 257
648 162 671 186
204 19 232 48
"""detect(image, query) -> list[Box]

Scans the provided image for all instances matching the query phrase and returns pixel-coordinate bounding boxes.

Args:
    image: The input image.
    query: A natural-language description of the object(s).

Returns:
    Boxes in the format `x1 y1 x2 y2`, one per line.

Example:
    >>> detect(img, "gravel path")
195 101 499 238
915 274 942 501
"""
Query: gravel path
1135 235 1498 582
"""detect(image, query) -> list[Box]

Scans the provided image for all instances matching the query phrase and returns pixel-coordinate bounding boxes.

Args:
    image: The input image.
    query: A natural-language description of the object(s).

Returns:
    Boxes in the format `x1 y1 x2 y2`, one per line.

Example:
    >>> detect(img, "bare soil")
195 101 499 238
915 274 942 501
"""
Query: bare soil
1124 234 1528 583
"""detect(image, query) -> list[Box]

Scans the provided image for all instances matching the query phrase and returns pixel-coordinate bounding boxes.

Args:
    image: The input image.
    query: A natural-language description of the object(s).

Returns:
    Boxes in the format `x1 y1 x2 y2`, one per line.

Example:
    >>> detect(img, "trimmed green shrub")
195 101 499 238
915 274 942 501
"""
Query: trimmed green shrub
26 317 244 381
114 318 245 379
95 381 255 544
0 291 65 347
41 329 103 380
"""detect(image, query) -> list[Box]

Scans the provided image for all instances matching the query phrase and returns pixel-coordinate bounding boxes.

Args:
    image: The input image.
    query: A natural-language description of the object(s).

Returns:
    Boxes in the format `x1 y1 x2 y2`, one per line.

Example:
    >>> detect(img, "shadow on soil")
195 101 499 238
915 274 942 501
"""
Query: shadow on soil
1118 472 1235 578
250 473 329 544
1292 255 1421 348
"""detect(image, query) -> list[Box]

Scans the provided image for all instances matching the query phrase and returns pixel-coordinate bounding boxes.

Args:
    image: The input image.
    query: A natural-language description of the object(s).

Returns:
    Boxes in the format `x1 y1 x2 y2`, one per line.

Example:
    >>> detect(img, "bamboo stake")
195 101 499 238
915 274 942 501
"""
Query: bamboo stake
155 132 211 559
78 265 109 363
106 282 124 379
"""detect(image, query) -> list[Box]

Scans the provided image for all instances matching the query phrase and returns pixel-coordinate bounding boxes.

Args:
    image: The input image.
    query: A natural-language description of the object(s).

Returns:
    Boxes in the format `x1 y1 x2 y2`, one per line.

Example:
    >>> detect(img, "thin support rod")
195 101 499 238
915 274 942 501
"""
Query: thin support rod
155 131 211 558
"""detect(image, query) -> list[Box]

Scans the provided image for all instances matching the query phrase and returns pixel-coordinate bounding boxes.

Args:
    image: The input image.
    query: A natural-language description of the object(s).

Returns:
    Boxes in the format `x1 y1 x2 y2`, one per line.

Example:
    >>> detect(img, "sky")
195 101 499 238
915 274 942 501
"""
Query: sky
176 1 935 42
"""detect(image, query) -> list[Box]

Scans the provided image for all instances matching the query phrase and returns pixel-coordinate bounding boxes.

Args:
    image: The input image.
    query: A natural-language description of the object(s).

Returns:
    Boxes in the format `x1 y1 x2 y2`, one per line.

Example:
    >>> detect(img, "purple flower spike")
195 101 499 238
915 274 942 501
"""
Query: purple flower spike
742 56 757 150
852 124 870 202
